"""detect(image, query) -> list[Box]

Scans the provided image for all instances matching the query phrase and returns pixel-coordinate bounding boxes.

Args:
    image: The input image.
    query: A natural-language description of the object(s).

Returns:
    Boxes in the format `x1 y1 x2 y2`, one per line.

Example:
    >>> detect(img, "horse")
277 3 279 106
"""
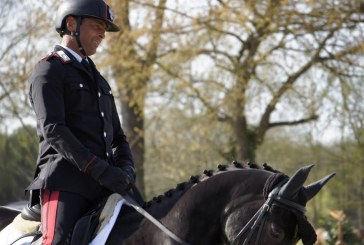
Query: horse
0 162 335 245
0 206 20 231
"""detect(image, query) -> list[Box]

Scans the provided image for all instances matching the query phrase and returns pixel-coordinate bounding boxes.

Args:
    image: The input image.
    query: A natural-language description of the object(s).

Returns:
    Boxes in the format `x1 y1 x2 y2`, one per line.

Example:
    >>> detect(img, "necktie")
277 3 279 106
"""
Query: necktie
81 58 92 74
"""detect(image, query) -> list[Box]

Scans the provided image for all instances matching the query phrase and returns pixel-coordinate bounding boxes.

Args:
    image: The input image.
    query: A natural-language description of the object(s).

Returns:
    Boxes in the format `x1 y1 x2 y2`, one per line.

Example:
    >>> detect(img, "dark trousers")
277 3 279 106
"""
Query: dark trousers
41 190 103 245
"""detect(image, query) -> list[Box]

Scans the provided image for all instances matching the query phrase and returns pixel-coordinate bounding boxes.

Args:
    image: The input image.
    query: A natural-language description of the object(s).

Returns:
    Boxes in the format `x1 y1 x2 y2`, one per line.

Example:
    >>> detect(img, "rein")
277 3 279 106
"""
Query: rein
231 179 305 245
123 194 191 245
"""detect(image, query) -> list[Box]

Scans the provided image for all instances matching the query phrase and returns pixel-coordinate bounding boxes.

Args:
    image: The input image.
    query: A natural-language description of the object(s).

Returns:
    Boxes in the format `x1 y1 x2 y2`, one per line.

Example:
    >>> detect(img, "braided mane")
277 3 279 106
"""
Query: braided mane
142 161 281 208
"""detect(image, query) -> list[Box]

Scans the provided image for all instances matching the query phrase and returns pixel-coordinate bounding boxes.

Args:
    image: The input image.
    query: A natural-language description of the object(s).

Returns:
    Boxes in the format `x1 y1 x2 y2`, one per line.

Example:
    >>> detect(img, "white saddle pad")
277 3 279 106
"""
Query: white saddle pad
89 194 124 245
0 222 36 245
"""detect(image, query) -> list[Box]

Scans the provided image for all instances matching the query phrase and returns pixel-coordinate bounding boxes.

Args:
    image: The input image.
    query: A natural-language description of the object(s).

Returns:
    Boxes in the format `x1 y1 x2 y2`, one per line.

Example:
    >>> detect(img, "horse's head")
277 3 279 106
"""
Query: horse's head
228 165 335 245
108 163 334 245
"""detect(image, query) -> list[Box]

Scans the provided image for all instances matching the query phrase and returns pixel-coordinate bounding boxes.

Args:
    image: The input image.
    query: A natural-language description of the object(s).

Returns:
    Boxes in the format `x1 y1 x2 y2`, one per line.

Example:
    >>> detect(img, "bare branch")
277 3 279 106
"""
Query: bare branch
269 114 319 128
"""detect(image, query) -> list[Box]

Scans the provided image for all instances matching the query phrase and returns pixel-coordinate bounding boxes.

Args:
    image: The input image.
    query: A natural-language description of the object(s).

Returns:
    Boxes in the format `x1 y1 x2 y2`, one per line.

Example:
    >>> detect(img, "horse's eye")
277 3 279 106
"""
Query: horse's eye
270 224 284 239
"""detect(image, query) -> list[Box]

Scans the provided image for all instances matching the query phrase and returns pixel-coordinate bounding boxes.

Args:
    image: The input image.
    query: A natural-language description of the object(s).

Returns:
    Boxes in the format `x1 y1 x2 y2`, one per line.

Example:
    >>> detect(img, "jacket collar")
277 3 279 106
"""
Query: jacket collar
54 45 97 80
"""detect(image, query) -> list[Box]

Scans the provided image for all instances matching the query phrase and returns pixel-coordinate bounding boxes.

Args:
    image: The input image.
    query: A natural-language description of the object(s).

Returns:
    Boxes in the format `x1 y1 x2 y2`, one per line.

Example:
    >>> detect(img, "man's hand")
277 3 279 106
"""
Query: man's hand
121 165 136 184
85 157 136 194
97 165 131 194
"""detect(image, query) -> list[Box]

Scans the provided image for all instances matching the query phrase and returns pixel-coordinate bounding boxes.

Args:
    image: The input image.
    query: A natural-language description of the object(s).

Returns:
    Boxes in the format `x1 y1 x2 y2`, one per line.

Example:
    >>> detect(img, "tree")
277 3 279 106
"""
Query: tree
101 1 364 196
147 0 364 162
108 0 168 195
0 0 58 135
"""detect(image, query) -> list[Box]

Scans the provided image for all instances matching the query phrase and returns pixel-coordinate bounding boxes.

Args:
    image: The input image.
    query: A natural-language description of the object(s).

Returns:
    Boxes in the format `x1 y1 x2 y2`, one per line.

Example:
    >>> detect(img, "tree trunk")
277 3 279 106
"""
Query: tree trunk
120 96 145 197
233 115 256 162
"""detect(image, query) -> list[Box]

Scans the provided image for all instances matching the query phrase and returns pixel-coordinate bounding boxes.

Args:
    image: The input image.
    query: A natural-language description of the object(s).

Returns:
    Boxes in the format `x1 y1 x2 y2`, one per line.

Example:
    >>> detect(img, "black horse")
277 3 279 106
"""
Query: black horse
0 206 20 230
0 162 334 245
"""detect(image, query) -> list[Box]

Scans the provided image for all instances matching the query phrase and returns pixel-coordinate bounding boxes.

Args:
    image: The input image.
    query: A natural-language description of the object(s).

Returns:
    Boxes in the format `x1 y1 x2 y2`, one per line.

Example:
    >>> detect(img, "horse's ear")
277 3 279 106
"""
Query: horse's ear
278 165 314 198
304 172 336 201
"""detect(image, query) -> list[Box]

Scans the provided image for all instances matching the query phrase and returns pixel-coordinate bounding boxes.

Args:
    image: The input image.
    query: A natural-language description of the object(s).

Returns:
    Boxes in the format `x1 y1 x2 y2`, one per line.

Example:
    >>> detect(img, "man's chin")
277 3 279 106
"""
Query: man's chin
86 50 97 56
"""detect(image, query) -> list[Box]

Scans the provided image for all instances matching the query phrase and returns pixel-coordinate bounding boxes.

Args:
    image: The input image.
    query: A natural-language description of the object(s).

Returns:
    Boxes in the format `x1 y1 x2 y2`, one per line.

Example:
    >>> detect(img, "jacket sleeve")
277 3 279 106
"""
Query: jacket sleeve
29 59 102 172
111 97 134 169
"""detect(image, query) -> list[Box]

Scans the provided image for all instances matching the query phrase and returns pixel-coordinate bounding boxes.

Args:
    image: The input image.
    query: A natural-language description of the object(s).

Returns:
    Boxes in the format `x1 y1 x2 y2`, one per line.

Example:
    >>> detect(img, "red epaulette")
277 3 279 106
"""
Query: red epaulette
42 50 72 64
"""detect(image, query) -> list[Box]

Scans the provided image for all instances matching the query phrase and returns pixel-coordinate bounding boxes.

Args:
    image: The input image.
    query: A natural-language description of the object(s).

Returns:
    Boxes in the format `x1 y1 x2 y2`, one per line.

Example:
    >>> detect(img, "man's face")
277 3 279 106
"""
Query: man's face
79 18 107 56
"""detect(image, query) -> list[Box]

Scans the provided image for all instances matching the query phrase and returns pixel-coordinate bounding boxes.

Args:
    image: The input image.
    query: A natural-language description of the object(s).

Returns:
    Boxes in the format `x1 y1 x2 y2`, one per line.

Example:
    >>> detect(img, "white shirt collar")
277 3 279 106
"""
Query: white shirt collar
59 45 84 63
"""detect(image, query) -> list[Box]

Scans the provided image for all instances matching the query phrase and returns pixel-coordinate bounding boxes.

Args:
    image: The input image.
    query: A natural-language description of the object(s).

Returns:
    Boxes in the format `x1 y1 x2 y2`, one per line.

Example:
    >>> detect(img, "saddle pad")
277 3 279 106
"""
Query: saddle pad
13 214 40 234
89 194 124 245
0 221 35 245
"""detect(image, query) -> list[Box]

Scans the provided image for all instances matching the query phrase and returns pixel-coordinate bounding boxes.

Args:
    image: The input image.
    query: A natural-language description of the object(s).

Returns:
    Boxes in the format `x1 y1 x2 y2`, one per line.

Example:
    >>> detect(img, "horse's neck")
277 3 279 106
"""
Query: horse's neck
108 168 273 245
0 207 21 230
174 170 269 224
148 169 268 244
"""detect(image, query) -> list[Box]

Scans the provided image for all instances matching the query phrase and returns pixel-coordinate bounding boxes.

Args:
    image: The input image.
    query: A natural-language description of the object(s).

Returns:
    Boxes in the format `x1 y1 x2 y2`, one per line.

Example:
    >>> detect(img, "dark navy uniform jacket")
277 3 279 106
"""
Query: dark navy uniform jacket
27 45 134 199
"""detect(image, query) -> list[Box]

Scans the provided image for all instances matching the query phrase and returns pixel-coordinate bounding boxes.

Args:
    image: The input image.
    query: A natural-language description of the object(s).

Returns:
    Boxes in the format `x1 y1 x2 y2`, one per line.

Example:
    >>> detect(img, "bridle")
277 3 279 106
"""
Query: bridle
231 179 304 245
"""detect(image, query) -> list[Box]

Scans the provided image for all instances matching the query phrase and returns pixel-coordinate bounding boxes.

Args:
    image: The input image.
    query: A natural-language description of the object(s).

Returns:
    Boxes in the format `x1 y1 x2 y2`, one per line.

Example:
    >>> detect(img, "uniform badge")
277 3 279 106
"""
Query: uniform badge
55 50 72 64
41 50 72 64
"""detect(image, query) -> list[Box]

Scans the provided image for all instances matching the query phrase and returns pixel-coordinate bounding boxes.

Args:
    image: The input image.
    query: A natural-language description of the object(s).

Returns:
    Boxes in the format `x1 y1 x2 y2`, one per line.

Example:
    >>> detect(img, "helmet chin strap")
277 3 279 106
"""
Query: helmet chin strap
65 17 87 57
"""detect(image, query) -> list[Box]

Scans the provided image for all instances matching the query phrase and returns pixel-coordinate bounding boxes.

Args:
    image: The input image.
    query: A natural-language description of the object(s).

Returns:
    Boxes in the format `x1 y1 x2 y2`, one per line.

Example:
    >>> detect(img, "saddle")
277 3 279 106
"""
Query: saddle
70 198 106 245
12 194 124 245
15 185 144 244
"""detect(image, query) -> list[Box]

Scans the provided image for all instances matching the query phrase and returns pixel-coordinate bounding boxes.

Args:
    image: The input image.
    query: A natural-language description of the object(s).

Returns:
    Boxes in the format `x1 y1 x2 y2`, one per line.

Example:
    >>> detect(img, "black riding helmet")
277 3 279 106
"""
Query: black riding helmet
55 0 120 55
56 0 120 34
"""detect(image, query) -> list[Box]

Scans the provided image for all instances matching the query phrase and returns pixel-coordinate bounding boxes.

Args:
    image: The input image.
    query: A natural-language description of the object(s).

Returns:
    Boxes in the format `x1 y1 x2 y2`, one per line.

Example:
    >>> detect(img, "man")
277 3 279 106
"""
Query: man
26 0 136 244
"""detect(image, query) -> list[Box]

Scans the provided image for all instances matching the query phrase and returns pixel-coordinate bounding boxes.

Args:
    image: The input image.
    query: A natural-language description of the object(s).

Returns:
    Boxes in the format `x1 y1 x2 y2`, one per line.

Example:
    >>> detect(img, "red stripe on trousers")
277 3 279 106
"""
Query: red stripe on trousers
42 190 60 245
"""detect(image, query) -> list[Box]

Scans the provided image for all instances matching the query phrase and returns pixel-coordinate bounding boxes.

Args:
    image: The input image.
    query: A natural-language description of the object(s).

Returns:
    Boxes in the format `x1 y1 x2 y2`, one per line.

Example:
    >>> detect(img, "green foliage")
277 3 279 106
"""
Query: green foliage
0 126 37 204
318 214 362 245
257 126 364 227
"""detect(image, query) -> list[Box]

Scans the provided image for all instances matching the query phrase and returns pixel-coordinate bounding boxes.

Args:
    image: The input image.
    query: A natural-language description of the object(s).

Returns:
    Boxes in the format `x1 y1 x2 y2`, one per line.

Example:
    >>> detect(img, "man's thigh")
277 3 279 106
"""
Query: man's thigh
41 190 91 245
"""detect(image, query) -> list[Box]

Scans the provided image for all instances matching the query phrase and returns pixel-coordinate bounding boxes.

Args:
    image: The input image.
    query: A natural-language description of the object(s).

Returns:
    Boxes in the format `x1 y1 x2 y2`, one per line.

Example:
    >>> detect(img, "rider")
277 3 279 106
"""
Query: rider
26 0 136 244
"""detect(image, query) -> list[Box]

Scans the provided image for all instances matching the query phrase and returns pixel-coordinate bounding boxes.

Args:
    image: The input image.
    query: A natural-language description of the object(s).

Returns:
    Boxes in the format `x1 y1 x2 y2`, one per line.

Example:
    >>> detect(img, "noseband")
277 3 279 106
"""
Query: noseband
231 179 304 245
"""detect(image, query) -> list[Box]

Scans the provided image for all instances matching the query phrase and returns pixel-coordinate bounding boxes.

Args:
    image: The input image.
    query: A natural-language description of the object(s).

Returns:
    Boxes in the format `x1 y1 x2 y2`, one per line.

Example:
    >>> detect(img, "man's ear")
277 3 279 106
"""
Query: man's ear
65 16 77 33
